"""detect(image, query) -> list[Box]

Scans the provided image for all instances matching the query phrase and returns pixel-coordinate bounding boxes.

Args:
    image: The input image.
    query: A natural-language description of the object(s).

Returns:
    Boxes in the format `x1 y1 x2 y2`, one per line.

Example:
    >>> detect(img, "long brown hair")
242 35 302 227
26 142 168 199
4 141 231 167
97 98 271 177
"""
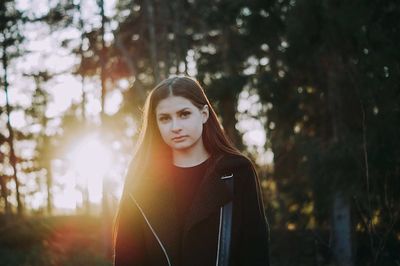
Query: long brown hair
113 76 242 248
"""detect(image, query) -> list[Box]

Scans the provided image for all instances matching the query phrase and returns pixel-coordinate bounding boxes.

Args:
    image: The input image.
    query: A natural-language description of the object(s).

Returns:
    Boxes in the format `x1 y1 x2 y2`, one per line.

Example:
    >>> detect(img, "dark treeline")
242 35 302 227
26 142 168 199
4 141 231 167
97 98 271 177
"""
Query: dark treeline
0 0 399 265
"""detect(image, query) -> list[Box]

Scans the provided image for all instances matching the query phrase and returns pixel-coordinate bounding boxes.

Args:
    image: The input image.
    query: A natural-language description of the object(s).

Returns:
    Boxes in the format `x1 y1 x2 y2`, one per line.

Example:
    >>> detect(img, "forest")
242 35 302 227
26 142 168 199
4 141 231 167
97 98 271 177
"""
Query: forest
0 0 399 265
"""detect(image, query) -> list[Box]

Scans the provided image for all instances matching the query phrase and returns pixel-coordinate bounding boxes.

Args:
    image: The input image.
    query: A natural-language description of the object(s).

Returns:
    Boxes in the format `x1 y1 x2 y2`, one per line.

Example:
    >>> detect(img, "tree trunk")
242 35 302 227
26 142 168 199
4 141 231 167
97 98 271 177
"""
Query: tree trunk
172 0 186 74
99 0 107 117
332 191 353 266
0 176 11 214
158 0 169 79
2 50 23 215
77 0 87 122
44 138 53 215
98 0 112 257
31 72 54 215
326 55 354 266
42 129 53 215
77 0 90 215
46 157 53 215
220 27 243 150
220 97 243 150
144 0 160 83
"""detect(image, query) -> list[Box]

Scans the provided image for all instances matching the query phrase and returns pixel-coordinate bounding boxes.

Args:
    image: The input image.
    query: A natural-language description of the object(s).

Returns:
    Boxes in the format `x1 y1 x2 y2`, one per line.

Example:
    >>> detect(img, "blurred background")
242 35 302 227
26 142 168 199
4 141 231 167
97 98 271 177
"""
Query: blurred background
0 0 399 265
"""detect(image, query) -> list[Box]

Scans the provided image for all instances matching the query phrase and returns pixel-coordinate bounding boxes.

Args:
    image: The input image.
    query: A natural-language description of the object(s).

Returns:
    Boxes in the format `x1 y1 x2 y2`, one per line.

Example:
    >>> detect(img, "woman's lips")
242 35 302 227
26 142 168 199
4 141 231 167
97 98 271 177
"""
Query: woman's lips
172 136 187 142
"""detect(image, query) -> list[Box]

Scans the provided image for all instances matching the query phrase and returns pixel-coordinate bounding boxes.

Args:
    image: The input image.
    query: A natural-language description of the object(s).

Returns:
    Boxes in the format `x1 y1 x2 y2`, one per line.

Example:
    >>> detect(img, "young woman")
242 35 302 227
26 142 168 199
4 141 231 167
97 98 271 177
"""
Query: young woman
113 76 270 266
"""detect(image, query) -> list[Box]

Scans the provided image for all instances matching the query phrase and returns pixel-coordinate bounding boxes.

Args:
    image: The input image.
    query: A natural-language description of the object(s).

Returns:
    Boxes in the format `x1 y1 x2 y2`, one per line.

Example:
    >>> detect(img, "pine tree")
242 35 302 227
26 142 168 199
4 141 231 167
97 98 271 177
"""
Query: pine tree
0 0 26 215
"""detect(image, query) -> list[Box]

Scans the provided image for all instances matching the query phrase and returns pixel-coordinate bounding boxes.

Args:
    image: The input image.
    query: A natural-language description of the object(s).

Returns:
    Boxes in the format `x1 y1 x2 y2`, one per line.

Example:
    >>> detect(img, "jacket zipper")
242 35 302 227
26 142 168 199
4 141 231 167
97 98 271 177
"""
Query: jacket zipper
216 206 223 266
129 194 172 266
216 173 233 266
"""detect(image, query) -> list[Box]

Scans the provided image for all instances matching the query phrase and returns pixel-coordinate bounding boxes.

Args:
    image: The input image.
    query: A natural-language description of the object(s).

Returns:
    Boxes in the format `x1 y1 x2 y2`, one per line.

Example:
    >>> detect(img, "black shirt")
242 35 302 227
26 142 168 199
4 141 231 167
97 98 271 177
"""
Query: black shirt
170 158 210 265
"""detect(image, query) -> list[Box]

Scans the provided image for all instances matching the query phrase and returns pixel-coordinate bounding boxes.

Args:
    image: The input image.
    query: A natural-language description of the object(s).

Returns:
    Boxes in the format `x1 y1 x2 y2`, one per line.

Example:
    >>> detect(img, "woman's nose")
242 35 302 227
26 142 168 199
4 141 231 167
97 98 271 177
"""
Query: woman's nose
171 118 182 132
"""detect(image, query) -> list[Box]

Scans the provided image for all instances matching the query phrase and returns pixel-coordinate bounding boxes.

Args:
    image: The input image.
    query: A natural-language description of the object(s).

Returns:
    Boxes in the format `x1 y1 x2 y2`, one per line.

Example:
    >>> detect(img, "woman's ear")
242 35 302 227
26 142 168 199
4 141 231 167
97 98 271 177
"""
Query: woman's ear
202 105 209 124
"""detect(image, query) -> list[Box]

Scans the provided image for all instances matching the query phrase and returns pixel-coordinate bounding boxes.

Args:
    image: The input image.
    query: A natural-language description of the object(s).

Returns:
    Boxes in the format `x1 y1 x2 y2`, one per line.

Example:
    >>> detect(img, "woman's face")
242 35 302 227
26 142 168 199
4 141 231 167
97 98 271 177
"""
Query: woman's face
155 95 209 153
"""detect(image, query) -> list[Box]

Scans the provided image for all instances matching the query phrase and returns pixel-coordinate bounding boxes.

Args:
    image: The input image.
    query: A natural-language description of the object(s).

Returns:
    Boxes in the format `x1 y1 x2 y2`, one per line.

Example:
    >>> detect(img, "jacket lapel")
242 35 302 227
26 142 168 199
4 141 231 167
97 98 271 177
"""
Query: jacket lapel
183 155 235 237
132 174 180 264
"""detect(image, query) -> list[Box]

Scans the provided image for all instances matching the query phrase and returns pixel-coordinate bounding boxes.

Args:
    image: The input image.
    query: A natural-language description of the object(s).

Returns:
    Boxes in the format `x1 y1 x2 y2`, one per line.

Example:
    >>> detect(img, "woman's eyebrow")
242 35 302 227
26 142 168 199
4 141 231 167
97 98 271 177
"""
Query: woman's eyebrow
176 108 191 113
158 108 190 116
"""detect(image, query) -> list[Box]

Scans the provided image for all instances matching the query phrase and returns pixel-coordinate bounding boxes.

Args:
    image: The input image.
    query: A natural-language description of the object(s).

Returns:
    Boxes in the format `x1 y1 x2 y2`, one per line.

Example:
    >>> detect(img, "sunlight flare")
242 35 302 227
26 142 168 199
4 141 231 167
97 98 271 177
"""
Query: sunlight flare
67 135 113 204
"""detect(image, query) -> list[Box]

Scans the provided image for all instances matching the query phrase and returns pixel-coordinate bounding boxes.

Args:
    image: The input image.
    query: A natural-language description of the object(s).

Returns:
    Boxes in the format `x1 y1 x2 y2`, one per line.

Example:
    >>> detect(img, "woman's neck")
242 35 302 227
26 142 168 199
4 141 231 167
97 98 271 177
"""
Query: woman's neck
172 146 210 167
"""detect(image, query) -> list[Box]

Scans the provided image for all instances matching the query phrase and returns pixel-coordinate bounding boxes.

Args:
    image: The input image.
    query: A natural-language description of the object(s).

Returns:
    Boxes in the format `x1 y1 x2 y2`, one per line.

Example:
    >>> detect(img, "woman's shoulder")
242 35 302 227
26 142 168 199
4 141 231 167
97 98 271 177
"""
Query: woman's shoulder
218 153 255 172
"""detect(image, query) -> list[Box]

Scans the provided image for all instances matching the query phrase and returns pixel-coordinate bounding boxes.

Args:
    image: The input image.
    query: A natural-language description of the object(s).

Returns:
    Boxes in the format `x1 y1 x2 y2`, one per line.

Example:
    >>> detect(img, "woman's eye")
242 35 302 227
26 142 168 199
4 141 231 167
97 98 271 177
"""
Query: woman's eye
159 116 170 122
180 112 191 118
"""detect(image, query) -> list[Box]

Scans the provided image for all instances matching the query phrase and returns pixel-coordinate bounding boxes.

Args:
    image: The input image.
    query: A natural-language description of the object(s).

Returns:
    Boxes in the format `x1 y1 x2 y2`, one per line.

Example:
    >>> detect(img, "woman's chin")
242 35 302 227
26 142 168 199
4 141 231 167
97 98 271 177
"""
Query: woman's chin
169 141 194 151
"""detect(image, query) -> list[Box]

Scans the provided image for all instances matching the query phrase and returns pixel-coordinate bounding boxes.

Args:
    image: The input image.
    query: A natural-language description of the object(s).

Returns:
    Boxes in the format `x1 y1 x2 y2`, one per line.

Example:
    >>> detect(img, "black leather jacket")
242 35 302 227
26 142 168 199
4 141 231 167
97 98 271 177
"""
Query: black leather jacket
114 154 270 266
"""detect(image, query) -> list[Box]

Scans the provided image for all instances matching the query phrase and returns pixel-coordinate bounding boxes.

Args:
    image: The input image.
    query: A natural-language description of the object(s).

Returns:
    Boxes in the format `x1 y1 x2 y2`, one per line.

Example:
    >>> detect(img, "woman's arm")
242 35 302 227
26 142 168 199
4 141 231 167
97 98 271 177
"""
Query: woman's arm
236 159 270 266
